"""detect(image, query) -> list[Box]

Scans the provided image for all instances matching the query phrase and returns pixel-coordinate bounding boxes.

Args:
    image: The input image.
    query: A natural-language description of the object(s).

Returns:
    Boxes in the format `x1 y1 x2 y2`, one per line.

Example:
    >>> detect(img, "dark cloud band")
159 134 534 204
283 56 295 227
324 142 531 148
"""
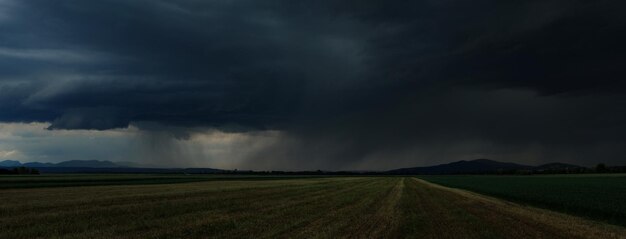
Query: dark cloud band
1 0 625 168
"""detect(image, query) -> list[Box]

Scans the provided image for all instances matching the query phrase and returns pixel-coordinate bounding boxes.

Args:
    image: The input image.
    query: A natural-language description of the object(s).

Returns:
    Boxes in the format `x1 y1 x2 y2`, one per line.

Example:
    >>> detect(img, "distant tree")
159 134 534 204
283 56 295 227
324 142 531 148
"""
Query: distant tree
595 163 607 173
5 166 39 175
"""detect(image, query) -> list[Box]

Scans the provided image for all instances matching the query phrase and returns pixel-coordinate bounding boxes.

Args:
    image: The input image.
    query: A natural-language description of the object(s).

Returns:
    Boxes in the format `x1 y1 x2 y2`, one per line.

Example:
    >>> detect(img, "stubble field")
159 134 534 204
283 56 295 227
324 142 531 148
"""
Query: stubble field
0 175 625 238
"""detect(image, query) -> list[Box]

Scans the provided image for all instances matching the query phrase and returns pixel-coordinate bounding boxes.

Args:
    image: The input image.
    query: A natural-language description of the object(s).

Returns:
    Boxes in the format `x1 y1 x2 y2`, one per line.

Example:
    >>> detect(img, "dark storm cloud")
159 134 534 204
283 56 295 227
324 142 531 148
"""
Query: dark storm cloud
1 0 625 168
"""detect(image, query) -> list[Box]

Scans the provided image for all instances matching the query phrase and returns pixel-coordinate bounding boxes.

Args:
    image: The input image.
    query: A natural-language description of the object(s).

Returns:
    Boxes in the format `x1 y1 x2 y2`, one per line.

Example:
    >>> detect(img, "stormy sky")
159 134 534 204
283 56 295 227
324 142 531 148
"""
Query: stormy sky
1 0 625 170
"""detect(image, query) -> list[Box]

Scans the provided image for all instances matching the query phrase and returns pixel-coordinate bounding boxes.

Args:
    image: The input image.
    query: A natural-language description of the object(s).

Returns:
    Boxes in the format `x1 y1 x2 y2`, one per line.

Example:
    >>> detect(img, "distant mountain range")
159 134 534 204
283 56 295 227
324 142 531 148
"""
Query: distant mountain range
0 160 128 168
387 159 585 175
1 158 587 175
0 160 21 167
0 160 223 174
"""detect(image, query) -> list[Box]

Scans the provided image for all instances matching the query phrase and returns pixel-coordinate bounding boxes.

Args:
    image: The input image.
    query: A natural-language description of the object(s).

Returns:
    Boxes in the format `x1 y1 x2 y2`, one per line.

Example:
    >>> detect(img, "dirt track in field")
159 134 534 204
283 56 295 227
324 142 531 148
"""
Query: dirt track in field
400 178 626 239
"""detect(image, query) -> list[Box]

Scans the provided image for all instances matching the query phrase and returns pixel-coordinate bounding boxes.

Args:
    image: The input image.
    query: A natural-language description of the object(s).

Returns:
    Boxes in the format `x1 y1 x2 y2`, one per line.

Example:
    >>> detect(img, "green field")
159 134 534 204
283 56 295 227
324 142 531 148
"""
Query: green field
418 174 626 226
1 175 625 238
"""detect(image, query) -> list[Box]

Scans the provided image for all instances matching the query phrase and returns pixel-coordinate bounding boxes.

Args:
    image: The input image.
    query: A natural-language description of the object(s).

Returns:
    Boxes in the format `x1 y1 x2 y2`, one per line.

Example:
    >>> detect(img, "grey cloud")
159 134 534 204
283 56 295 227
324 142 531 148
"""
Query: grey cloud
0 0 625 168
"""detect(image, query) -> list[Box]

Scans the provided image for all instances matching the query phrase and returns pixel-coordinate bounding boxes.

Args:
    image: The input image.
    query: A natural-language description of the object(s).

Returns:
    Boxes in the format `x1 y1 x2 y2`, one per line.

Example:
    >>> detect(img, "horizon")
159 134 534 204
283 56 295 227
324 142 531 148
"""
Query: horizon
0 1 625 170
0 158 610 171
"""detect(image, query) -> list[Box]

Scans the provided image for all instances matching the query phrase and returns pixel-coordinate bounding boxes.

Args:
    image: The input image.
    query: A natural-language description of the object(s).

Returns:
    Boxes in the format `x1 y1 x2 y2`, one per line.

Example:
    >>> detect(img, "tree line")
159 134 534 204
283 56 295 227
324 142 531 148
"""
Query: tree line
0 167 40 175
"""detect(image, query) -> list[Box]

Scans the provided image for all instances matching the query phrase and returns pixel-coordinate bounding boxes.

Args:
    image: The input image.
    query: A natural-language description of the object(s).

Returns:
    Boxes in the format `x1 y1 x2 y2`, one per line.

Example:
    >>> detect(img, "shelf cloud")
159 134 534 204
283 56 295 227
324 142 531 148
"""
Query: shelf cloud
1 0 625 169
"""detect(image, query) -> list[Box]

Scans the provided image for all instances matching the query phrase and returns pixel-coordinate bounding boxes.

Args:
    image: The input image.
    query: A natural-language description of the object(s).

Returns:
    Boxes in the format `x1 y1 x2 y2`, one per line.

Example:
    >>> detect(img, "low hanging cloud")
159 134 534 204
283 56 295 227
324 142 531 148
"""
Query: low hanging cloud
0 122 284 169
0 0 625 169
0 122 137 163
0 149 18 159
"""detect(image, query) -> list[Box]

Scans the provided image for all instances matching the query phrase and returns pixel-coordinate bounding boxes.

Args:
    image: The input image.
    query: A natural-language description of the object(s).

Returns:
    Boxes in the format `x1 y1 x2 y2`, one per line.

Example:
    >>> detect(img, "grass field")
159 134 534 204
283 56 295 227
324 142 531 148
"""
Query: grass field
1 175 625 238
418 174 626 227
0 174 319 189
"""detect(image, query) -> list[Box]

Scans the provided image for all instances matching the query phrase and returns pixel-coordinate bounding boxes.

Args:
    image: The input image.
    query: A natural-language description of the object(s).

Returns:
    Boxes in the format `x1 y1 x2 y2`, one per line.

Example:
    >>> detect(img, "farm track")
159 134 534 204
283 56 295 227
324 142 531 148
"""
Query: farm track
403 178 626 239
0 177 624 238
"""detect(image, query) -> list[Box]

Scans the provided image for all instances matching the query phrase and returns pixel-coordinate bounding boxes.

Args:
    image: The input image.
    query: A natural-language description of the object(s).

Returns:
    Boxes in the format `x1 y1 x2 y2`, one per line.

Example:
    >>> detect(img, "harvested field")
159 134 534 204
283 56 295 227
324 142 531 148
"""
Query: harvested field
0 176 624 238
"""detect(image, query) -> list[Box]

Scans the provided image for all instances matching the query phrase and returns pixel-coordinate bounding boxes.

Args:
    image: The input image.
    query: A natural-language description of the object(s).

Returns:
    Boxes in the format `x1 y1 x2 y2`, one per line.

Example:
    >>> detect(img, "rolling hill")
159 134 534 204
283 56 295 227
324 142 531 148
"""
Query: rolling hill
0 160 223 174
388 159 585 174
1 160 125 168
